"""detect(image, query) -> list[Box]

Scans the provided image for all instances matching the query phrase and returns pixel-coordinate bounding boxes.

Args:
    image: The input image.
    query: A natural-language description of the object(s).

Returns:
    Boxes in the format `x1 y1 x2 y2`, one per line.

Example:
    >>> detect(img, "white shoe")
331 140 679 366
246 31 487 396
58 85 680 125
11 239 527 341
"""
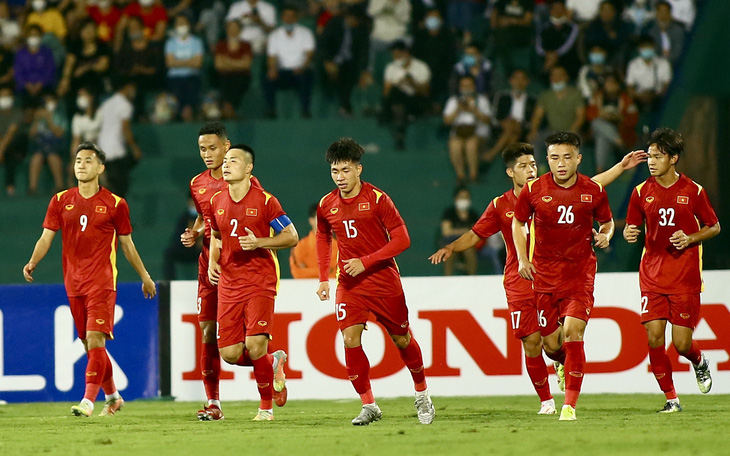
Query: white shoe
414 391 435 424
657 400 682 413
252 408 274 421
692 353 712 394
351 403 382 426
538 398 556 415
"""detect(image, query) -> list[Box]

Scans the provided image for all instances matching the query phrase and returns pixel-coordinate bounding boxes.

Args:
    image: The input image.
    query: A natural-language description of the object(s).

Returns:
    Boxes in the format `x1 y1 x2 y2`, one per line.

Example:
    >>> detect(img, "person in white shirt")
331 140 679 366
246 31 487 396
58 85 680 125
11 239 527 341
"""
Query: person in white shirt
566 0 602 24
626 35 672 112
367 0 411 75
263 4 315 118
226 0 277 54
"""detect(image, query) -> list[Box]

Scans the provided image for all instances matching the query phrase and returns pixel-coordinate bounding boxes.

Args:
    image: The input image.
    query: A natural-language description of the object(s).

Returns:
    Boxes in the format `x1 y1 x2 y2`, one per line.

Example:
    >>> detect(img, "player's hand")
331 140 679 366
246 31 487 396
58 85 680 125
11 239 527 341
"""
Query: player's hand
343 258 365 277
670 230 692 250
518 258 536 281
429 246 453 264
623 224 641 243
621 150 648 170
22 262 36 282
180 228 199 247
316 281 330 301
142 276 156 299
208 261 221 285
238 228 259 250
593 228 610 249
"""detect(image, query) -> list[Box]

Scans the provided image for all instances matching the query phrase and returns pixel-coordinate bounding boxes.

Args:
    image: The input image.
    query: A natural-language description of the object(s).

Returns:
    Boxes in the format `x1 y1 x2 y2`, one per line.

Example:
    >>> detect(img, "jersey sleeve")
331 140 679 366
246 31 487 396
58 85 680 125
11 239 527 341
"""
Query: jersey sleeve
377 192 406 233
625 187 644 226
113 198 133 235
264 193 286 223
209 195 220 231
190 183 203 215
695 188 719 227
42 195 61 231
513 184 534 223
593 186 613 223
315 201 333 282
471 200 500 239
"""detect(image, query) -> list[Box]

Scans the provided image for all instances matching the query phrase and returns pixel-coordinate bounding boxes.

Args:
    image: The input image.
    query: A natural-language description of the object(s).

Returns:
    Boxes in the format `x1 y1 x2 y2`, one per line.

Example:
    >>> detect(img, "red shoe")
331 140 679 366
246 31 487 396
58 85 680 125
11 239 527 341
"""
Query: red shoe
272 350 288 407
197 404 224 421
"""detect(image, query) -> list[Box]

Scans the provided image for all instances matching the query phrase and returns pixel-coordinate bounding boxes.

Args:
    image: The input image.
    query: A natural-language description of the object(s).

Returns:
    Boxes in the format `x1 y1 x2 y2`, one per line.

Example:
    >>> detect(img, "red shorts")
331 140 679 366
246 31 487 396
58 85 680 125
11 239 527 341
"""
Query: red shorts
217 294 274 349
197 274 218 323
507 299 540 339
640 292 701 328
67 289 116 339
536 289 594 337
335 288 410 336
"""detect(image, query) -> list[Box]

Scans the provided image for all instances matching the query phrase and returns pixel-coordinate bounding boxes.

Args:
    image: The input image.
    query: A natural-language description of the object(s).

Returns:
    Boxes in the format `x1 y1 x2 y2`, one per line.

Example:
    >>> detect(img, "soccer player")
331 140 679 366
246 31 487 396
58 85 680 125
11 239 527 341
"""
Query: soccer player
23 142 156 417
512 132 615 421
430 143 645 414
207 145 298 421
624 128 720 413
315 138 436 426
180 123 288 420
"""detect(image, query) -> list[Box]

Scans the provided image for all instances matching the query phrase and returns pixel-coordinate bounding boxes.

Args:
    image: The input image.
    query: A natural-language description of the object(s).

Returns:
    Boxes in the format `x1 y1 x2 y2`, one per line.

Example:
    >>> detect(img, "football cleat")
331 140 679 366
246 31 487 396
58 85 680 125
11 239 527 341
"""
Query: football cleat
197 404 224 421
693 353 712 394
558 405 576 421
351 403 382 426
538 398 556 415
272 350 288 407
657 401 682 413
71 402 93 417
252 409 274 421
414 392 435 424
99 397 124 417
554 361 565 392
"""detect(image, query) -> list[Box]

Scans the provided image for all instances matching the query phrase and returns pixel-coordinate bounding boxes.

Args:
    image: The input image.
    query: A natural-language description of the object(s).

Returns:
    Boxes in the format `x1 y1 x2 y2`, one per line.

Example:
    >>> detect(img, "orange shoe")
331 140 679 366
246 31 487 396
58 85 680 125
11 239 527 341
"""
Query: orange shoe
197 404 224 421
99 396 125 417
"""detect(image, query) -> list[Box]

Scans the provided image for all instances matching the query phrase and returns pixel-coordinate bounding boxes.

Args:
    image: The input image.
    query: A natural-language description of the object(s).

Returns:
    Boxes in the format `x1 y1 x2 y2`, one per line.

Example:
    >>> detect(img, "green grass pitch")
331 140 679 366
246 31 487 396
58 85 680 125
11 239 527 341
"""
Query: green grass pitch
1 395 728 456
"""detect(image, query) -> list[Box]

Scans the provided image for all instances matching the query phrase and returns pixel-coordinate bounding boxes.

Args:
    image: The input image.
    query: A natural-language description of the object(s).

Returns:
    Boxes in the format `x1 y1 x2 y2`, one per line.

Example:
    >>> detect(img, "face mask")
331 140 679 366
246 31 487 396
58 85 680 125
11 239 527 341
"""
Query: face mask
589 52 606 65
77 96 90 110
425 16 442 31
27 36 41 48
176 25 190 37
139 0 154 7
455 199 471 211
551 81 567 91
460 89 475 97
550 15 568 26
32 0 46 12
283 23 295 32
98 0 112 8
462 54 476 68
0 96 12 109
639 47 655 59
46 101 57 112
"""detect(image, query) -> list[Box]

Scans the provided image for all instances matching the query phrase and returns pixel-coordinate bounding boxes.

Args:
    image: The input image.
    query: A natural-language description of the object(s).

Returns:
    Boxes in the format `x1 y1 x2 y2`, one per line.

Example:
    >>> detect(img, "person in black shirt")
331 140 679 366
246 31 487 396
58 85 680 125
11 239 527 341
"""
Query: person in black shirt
439 186 480 275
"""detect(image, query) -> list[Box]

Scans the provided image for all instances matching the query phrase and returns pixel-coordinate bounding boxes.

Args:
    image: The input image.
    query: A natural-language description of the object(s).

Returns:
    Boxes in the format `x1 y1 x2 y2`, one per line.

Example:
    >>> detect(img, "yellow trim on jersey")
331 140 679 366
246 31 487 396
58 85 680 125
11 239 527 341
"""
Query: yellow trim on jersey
110 231 118 291
263 191 273 205
593 180 604 192
492 196 500 208
692 180 704 195
318 194 328 207
210 190 222 205
190 172 203 187
112 193 122 208
526 179 538 191
528 218 536 262
635 181 647 197
55 189 69 201
373 189 383 204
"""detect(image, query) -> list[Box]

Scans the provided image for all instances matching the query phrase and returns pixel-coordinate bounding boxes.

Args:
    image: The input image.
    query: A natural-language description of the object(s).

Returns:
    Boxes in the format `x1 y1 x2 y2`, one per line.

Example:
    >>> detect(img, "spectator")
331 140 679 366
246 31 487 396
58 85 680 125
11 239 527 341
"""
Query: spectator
451 42 493 97
164 14 204 121
586 73 638 172
226 0 277 54
68 87 101 187
163 197 201 279
490 0 534 77
195 1 228 52
565 0 602 24
320 6 370 117
27 92 65 195
411 0 446 29
446 0 484 34
367 0 410 74
313 0 340 34
536 0 580 79
527 65 585 156
645 0 685 64
576 44 614 100
289 203 338 279
57 19 111 101
0 1 21 49
0 42 13 88
664 0 695 30
264 4 315 118
25 0 67 41
97 80 142 197
412 8 458 111
439 186 480 276
382 40 430 150
582 1 633 68
86 0 123 43
0 86 29 196
624 0 654 35
116 0 169 51
488 68 536 162
443 75 491 183
14 25 56 107
214 19 253 119
626 35 672 112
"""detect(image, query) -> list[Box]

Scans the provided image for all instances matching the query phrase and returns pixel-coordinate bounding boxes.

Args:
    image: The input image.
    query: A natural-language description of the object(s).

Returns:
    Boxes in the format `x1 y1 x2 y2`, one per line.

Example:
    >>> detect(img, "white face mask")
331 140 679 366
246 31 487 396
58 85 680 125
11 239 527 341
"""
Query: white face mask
139 0 154 7
27 36 42 48
0 96 13 109
98 0 112 8
32 0 46 12
176 25 190 37
46 101 57 112
77 96 90 110
455 199 471 211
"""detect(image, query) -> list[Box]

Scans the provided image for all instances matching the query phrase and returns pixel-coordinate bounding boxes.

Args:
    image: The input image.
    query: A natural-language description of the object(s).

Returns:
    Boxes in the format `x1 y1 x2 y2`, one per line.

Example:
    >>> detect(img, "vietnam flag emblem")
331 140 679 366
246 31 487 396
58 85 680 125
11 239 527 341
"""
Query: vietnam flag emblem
246 208 258 216
677 196 689 204
359 202 370 211
581 194 592 203
95 206 107 213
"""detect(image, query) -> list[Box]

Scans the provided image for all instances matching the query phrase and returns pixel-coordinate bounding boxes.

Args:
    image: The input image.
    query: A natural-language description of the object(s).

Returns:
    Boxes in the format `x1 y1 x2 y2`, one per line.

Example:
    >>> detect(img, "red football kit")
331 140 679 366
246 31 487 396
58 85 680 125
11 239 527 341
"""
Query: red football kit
472 189 538 339
42 187 132 337
514 173 613 334
209 185 286 348
316 182 412 335
626 174 719 328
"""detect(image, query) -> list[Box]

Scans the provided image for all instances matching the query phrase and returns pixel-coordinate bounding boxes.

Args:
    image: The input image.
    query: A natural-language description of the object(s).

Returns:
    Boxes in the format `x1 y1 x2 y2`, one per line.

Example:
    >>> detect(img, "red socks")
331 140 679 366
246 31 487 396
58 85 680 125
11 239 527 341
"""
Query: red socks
683 341 702 366
201 343 221 401
525 355 552 402
345 346 374 404
398 337 428 392
563 341 585 407
84 347 108 402
251 353 274 410
101 350 116 395
544 346 566 365
649 345 678 400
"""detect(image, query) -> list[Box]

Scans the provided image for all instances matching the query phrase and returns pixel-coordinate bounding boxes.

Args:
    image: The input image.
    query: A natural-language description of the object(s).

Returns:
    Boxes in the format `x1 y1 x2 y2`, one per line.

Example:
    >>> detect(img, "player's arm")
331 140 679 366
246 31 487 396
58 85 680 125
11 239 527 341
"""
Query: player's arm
429 230 481 265
593 219 614 249
23 228 57 282
344 224 410 278
592 150 648 187
315 207 333 301
511 218 535 280
208 230 222 285
623 188 643 243
238 219 298 251
670 222 721 251
180 214 205 247
118 234 156 298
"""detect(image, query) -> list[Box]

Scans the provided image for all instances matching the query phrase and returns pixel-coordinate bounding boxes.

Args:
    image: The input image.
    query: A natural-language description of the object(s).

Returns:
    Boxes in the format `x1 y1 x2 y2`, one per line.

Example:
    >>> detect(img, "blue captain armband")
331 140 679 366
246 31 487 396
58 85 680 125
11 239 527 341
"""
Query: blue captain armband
269 215 292 234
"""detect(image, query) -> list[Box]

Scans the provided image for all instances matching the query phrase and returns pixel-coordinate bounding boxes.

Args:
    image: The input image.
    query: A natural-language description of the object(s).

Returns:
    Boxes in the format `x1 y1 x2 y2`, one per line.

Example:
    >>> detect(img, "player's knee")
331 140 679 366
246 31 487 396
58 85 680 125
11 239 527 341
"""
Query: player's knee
673 339 691 355
522 333 543 355
391 333 410 349
219 346 242 364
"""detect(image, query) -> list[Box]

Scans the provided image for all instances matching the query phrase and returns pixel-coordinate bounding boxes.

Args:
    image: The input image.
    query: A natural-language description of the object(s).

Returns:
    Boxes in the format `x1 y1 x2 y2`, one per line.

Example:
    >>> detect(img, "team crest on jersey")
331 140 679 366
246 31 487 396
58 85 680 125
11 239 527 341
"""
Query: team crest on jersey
330 207 339 215
65 204 74 210
677 196 689 204
359 202 370 211
96 319 105 325
217 209 225 215
95 206 107 213
246 208 258 216
506 211 514 218
581 194 592 203
258 320 268 326
646 197 655 203
585 308 591 316
198 188 206 194
680 313 690 319
542 196 553 203
400 321 409 328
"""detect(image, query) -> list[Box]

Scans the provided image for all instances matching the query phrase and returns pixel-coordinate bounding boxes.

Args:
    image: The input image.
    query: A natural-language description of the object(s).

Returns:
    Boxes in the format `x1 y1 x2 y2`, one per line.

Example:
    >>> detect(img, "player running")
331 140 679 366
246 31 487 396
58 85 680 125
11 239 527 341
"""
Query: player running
23 142 156 417
208 145 298 421
430 142 645 414
512 132 615 421
624 128 720 413
315 138 435 426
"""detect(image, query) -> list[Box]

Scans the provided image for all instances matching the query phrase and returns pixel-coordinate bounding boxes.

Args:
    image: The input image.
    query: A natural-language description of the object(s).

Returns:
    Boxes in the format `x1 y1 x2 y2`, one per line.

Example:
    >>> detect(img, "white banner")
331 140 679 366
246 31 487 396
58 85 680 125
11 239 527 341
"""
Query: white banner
170 271 730 401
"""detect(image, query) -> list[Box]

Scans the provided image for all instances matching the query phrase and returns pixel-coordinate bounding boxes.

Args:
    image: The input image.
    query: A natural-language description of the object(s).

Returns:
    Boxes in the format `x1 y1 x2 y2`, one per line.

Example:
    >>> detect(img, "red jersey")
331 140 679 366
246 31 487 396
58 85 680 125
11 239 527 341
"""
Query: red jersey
472 189 533 301
42 187 132 296
86 5 122 42
317 182 406 297
514 173 613 293
625 174 719 294
209 186 286 300
122 3 168 39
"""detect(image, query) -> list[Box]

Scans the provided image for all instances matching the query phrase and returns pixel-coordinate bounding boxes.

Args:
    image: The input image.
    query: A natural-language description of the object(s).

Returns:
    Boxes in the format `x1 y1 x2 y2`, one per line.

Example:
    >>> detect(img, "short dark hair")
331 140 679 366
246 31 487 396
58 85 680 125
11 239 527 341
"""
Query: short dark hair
545 131 581 149
25 24 43 35
282 3 299 13
390 40 409 52
199 122 228 142
76 142 106 165
326 137 364 165
453 185 470 198
308 203 318 218
648 128 683 162
657 1 672 11
638 35 656 47
502 143 535 168
510 68 529 78
229 143 255 165
465 42 483 53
